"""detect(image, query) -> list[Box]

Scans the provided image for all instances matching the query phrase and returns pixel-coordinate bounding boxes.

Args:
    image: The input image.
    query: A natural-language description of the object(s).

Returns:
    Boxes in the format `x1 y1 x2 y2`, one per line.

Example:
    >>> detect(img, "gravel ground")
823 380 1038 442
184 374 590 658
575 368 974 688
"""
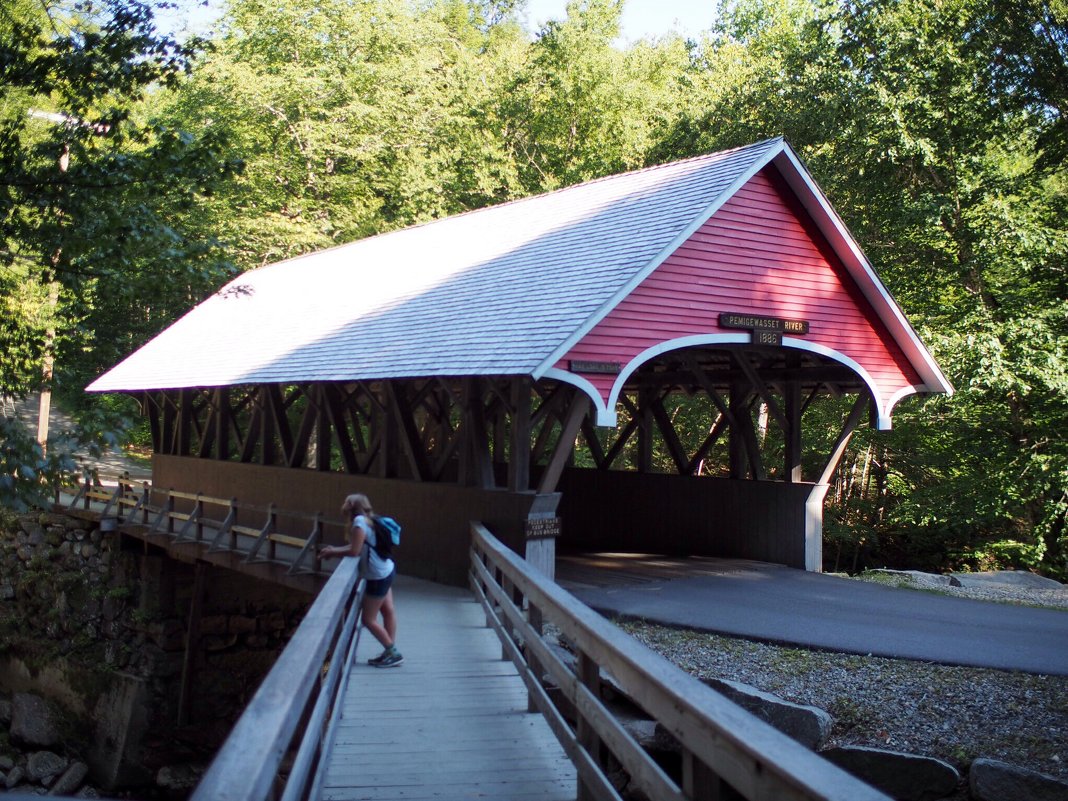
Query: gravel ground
618 573 1068 789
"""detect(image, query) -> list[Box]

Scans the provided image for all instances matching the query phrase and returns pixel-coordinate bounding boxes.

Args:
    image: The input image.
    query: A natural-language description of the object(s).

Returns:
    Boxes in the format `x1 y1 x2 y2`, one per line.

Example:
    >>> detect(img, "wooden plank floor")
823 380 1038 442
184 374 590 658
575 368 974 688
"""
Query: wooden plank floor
320 575 577 801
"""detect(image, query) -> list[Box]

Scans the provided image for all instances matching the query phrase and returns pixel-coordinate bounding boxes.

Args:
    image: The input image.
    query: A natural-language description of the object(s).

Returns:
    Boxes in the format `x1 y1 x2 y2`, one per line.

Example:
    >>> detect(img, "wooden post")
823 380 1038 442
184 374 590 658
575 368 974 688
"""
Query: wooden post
728 381 748 479
576 651 603 801
526 601 544 713
683 750 724 801
637 384 654 473
508 377 532 492
147 392 162 453
177 389 194 457
315 385 332 471
260 389 276 466
468 378 495 489
162 392 176 456
382 382 400 478
178 561 208 727
785 355 802 483
215 387 231 461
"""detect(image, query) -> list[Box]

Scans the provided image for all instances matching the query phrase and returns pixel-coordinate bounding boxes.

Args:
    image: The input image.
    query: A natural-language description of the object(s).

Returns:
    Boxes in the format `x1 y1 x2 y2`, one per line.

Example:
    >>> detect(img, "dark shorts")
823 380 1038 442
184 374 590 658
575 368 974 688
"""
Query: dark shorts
365 570 395 599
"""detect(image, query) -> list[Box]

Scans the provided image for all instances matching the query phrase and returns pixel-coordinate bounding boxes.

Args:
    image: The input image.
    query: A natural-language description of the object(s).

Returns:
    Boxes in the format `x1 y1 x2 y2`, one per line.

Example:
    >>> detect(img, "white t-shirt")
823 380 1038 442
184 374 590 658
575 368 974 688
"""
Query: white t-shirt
354 514 394 580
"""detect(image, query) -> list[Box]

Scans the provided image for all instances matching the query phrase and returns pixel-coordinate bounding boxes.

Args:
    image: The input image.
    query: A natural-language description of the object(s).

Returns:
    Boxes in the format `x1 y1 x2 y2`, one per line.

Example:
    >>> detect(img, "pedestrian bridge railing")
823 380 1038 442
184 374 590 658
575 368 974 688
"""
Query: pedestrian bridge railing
470 522 890 801
57 471 334 575
55 472 890 801
190 557 366 801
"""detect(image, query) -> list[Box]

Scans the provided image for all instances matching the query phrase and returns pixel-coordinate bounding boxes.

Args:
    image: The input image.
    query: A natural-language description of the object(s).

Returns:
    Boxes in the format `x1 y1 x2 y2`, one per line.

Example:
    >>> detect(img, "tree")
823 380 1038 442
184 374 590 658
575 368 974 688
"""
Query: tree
0 0 239 503
160 0 531 271
651 0 1068 576
502 0 691 192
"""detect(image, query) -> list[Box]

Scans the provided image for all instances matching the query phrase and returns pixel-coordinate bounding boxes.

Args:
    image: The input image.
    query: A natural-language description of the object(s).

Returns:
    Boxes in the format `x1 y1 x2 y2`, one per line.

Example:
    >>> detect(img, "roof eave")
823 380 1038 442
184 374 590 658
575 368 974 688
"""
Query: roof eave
770 148 954 396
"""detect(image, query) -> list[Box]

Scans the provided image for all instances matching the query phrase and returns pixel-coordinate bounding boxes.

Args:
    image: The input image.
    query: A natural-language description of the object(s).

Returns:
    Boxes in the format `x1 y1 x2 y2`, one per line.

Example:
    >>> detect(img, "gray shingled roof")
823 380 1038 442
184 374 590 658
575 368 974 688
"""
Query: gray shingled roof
88 139 784 391
87 137 951 399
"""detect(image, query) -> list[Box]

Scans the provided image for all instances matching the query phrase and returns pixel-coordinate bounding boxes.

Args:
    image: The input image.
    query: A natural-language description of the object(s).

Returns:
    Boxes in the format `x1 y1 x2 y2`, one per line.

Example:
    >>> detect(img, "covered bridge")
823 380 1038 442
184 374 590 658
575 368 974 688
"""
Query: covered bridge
88 137 951 585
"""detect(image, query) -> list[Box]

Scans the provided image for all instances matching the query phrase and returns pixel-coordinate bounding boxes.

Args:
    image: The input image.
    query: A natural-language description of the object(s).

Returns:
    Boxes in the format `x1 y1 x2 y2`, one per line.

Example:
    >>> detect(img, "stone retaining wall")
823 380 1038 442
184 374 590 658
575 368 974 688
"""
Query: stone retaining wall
0 509 312 796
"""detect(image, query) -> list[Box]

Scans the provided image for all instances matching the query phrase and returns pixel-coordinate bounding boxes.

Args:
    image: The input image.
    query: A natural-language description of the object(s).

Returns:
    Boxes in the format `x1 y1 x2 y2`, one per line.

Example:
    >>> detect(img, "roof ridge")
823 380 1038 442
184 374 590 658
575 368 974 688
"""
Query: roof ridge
242 137 787 279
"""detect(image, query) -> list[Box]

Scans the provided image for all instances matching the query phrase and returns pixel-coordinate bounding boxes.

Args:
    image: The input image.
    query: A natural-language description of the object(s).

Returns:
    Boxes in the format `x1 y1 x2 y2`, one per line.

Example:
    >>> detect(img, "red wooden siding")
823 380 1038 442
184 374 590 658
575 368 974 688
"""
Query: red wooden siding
556 168 922 411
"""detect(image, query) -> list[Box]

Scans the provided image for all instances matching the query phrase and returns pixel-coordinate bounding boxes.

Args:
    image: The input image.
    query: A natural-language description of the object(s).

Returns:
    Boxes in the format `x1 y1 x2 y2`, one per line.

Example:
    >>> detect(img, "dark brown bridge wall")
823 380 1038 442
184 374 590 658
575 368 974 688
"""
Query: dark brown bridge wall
557 468 818 569
152 455 557 587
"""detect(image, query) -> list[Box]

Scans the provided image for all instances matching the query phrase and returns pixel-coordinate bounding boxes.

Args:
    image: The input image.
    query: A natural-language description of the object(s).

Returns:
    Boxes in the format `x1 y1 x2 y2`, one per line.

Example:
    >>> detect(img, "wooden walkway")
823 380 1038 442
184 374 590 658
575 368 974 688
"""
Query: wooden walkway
320 575 577 801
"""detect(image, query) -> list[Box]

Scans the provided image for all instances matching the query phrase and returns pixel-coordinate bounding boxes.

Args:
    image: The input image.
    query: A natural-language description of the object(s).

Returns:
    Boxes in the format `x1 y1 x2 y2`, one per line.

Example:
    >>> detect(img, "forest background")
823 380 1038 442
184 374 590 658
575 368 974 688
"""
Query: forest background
1 0 1065 578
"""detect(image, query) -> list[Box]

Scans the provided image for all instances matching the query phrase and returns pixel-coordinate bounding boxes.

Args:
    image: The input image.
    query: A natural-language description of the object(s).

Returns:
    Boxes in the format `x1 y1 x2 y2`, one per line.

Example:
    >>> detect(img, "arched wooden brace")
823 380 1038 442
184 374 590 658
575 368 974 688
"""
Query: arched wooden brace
572 346 871 487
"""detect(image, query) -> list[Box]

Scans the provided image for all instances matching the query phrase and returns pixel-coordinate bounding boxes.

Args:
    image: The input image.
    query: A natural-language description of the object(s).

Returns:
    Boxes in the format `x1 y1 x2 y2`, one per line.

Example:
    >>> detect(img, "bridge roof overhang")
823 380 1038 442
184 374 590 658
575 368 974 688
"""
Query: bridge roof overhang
88 138 951 430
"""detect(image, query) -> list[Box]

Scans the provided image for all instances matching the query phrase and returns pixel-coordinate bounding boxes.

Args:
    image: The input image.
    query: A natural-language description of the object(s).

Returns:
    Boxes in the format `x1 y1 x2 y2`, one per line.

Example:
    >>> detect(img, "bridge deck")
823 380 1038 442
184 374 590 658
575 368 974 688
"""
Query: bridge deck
321 575 577 801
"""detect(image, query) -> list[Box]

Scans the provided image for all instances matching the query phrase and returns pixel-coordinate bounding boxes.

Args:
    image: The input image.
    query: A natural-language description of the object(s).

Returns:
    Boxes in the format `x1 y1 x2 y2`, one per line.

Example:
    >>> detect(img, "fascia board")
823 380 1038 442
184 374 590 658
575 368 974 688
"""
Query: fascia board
532 137 787 380
771 148 954 396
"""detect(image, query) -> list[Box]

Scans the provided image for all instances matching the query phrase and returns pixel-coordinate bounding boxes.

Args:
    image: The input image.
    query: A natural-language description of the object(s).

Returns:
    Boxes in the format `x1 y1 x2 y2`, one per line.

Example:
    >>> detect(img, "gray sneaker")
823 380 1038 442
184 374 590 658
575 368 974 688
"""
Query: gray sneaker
368 649 390 666
374 649 404 668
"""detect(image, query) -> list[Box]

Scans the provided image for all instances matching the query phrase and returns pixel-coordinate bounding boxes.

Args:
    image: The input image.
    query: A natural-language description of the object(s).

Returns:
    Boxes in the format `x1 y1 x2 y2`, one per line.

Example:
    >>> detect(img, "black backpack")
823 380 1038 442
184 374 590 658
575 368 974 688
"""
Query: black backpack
369 515 402 560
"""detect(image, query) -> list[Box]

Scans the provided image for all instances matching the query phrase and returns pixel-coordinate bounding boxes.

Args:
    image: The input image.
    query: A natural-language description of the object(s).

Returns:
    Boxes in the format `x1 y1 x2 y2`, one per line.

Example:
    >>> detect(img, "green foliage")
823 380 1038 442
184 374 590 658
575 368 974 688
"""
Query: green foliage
649 0 1068 579
0 409 128 511
1 0 1063 580
0 0 242 397
159 0 531 270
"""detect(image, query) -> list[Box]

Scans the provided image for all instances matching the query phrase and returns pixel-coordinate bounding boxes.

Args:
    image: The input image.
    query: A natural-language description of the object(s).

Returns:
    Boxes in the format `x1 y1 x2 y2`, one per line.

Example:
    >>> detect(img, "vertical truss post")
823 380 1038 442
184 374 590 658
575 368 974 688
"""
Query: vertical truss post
637 383 654 473
785 361 803 483
508 377 532 492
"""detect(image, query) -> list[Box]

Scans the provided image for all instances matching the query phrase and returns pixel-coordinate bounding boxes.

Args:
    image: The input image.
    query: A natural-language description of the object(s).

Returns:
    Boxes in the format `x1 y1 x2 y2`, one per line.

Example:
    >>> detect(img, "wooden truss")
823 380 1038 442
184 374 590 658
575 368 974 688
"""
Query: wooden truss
141 346 872 493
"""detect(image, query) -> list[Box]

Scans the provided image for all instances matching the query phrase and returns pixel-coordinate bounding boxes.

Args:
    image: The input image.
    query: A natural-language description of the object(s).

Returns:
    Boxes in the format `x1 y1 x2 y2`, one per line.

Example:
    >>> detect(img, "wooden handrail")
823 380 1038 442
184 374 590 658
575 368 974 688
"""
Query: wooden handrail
55 476 350 576
469 522 892 801
191 558 365 801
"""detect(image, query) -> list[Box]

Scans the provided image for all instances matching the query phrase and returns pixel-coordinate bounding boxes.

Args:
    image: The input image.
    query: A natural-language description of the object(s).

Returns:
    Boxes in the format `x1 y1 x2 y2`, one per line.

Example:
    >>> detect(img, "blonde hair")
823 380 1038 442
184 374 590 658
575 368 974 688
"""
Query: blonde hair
341 493 373 519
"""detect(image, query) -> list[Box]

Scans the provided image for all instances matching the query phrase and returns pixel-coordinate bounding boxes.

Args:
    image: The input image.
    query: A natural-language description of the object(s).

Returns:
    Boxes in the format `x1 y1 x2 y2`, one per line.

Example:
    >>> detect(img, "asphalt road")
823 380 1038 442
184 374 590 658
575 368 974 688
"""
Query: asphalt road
556 555 1068 676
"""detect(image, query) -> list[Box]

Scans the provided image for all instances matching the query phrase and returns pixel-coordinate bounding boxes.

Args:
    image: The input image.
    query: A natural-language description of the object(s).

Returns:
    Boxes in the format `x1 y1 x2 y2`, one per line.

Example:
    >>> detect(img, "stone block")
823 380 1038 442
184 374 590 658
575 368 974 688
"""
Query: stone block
821 745 960 801
155 763 205 795
5 765 25 788
199 615 229 635
19 521 43 540
11 693 61 748
229 615 258 634
702 677 833 750
88 673 152 790
969 757 1068 801
26 750 68 782
49 760 89 796
263 610 287 632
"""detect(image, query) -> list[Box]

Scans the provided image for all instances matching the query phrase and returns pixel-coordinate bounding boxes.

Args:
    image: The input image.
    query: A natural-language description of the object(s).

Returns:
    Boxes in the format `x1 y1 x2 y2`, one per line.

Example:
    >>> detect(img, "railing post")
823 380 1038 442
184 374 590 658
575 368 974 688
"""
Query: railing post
499 575 515 661
289 512 322 575
177 493 203 542
229 498 238 551
195 494 205 542
165 491 176 534
576 651 604 801
138 482 150 524
527 601 544 714
683 750 725 801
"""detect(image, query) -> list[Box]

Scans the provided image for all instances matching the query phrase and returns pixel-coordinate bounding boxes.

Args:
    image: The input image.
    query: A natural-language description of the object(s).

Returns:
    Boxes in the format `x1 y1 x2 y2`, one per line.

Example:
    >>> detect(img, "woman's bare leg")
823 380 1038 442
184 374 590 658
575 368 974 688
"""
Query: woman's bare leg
362 594 391 647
